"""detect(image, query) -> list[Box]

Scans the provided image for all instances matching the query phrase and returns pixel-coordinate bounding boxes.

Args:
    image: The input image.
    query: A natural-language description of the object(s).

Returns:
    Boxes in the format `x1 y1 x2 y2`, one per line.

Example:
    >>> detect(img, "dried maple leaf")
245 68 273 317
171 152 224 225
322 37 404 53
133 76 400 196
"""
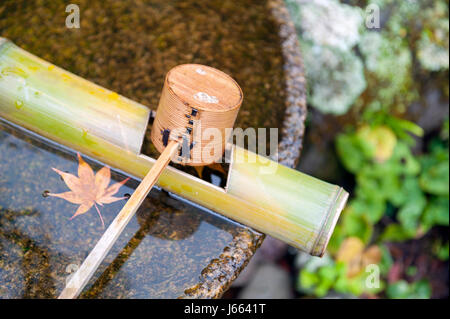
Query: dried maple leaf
48 153 129 228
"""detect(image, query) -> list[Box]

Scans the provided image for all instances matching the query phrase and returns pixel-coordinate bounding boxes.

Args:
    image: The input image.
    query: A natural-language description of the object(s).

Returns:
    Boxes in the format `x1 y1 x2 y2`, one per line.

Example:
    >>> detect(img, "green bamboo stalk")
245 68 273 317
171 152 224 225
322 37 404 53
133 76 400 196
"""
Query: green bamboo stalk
227 146 347 255
0 38 348 256
0 38 150 154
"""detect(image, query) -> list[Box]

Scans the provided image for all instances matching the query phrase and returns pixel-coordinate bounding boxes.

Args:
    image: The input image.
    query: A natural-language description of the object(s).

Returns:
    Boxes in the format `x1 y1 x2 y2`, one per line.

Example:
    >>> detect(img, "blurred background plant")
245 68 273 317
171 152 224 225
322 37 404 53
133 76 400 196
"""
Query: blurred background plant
253 0 449 299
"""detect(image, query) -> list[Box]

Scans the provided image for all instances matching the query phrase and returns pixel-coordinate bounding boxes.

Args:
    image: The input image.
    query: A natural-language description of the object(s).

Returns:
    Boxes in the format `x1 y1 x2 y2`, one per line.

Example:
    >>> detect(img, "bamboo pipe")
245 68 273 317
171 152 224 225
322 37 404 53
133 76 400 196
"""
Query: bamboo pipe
0 38 348 260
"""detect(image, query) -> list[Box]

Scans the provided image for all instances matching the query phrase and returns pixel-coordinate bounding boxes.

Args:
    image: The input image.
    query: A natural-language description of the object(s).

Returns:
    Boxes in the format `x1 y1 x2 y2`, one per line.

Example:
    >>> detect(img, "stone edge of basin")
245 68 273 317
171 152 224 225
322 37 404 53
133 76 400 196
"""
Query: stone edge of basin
179 0 307 299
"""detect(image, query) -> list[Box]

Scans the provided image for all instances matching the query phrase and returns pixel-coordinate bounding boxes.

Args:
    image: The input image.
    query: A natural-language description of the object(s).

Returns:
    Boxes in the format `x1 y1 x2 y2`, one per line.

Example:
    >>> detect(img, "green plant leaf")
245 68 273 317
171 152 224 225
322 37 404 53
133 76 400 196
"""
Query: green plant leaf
433 240 449 261
327 224 346 255
381 223 414 242
388 176 423 207
342 207 374 244
357 125 397 162
406 266 418 277
386 116 424 138
420 160 449 196
336 133 366 173
352 196 386 224
397 194 427 234
379 244 394 276
422 196 449 227
386 280 411 298
299 270 319 290
389 142 421 176
411 280 432 299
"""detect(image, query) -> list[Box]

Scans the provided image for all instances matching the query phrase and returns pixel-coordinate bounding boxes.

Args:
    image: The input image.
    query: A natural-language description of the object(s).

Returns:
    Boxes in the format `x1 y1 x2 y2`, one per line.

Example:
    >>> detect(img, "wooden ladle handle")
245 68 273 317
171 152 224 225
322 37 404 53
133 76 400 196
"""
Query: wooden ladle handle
58 140 180 299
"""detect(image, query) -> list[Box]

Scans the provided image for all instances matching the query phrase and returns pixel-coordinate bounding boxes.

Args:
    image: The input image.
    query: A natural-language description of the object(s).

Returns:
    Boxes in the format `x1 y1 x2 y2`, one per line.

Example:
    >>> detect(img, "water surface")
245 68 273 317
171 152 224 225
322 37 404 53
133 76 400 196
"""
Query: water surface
0 121 261 298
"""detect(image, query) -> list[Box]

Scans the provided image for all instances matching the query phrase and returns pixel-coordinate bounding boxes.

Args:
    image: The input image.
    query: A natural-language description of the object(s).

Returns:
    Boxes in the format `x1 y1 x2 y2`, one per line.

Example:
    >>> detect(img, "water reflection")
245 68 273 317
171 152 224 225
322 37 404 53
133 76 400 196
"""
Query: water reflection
0 120 261 298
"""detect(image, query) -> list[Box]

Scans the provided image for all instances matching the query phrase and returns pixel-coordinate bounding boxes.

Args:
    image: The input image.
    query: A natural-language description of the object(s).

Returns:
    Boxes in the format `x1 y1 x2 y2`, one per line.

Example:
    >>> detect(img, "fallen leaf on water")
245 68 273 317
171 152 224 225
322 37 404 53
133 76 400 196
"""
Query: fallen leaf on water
48 153 129 228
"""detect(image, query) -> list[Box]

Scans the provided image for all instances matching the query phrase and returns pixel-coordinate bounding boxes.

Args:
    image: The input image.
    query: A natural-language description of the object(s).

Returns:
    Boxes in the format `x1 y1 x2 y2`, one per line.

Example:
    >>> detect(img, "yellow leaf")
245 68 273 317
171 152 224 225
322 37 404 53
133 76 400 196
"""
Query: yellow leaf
357 125 397 163
336 237 365 263
361 245 382 267
336 238 382 278
336 237 365 278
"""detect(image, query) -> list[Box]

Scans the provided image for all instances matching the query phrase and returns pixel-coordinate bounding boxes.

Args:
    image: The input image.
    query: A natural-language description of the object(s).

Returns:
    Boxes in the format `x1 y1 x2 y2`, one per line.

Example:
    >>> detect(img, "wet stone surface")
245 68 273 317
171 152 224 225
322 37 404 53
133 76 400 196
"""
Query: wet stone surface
0 122 263 298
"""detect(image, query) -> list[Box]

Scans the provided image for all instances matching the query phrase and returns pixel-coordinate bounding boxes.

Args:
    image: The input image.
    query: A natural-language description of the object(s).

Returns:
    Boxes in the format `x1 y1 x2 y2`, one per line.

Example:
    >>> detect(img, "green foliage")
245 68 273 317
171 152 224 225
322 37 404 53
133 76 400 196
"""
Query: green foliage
300 117 448 299
419 141 449 197
298 258 384 298
378 244 393 276
386 280 431 299
335 119 449 244
433 240 449 261
290 0 449 299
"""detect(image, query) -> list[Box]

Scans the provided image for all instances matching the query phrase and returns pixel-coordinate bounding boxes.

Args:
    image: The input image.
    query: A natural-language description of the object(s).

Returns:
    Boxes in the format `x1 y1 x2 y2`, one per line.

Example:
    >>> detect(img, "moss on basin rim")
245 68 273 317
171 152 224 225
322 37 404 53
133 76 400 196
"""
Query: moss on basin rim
0 0 287 160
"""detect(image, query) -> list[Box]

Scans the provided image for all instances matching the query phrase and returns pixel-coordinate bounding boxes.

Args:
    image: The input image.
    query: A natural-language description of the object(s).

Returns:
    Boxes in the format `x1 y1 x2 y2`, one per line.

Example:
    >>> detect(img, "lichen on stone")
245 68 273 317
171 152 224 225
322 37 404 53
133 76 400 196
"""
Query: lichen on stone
358 31 416 112
286 0 363 51
417 1 449 71
285 0 366 115
286 0 449 116
300 40 366 115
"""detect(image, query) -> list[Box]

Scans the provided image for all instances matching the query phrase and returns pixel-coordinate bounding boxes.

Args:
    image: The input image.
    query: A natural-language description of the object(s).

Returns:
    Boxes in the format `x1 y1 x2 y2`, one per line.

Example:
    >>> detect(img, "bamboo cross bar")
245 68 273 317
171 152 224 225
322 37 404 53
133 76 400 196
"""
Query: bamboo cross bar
0 39 349 290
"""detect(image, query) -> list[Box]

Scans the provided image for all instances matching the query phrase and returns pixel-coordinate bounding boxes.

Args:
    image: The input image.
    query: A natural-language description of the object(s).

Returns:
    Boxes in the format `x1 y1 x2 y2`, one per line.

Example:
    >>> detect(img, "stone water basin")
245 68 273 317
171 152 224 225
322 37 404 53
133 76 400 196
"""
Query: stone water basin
0 0 306 298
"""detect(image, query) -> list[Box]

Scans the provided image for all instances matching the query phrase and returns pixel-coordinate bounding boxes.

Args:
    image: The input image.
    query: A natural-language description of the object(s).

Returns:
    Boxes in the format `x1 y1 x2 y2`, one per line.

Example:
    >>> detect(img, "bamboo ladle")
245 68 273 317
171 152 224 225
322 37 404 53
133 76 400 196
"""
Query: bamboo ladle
58 64 242 299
